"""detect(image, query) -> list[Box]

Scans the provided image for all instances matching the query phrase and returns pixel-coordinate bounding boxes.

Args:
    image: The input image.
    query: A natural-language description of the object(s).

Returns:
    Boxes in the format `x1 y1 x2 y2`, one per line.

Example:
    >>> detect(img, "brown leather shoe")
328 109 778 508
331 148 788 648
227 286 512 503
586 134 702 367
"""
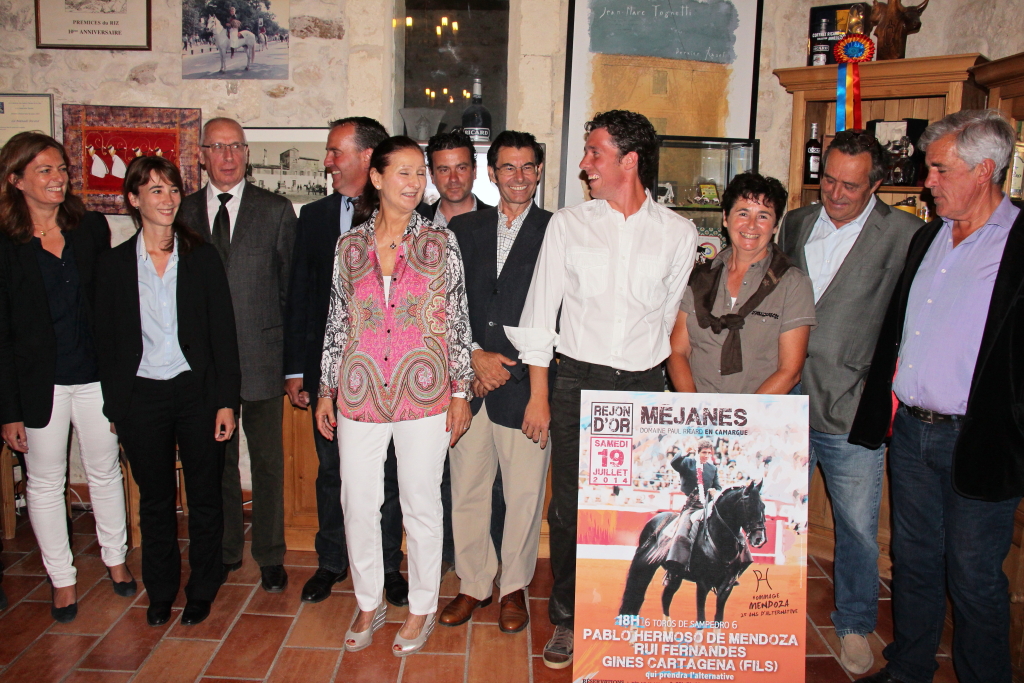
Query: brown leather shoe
438 593 492 627
499 589 529 633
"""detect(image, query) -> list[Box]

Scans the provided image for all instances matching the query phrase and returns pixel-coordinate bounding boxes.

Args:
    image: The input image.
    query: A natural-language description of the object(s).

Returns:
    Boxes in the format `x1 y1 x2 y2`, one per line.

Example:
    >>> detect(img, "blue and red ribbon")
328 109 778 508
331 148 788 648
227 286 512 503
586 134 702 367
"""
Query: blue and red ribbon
834 35 874 132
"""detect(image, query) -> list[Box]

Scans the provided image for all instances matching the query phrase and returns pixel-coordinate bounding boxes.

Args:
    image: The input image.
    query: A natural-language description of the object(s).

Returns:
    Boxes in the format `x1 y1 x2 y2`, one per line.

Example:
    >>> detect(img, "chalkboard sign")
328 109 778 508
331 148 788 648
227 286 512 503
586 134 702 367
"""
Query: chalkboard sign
589 0 740 64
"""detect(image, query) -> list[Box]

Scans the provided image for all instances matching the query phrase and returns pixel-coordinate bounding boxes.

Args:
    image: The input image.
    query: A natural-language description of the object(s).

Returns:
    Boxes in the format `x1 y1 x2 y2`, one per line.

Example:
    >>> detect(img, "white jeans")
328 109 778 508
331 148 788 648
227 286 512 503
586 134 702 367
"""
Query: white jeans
25 382 126 587
339 411 449 615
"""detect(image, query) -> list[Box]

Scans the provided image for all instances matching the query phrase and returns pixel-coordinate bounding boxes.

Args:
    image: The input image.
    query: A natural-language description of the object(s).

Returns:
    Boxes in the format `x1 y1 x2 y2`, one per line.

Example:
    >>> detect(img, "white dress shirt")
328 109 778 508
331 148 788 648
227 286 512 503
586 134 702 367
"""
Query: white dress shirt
136 235 191 380
506 192 697 371
204 179 246 238
804 195 876 302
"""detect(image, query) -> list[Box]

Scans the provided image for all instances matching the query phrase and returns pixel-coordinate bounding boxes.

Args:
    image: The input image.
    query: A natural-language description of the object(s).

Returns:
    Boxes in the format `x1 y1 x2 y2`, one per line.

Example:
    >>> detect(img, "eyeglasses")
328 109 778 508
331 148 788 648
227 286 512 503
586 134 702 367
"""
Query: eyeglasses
201 142 247 154
495 163 538 177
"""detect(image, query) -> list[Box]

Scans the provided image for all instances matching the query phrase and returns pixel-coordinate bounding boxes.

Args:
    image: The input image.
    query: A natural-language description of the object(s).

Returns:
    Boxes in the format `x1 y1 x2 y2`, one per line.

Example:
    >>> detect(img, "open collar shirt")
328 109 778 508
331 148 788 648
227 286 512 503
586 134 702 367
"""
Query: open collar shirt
506 192 697 372
136 235 191 380
893 194 1020 415
804 195 876 302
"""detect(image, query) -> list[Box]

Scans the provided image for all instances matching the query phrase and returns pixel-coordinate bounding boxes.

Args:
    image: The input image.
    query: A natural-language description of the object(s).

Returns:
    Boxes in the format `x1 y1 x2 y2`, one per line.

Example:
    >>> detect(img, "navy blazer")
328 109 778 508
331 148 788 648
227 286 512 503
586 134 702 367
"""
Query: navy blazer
93 234 241 423
0 212 109 428
670 454 721 496
283 193 346 394
448 205 553 429
850 202 1024 501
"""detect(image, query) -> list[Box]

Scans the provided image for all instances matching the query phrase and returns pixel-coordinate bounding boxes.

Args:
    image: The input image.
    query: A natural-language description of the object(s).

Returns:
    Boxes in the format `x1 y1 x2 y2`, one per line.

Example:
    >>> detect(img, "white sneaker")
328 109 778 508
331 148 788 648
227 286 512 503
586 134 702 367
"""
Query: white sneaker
839 633 874 674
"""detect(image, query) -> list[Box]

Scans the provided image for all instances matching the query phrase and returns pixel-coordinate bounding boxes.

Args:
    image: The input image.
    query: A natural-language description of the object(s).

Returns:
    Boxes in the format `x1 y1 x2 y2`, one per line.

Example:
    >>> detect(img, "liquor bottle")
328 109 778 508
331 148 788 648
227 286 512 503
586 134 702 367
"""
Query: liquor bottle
809 18 831 66
1009 121 1024 201
461 78 492 142
804 123 822 185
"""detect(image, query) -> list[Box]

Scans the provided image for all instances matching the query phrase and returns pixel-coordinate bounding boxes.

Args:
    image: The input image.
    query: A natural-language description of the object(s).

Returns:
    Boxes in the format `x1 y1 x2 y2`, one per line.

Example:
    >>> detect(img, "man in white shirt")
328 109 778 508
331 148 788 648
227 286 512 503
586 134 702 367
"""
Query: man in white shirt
507 110 697 669
777 130 923 674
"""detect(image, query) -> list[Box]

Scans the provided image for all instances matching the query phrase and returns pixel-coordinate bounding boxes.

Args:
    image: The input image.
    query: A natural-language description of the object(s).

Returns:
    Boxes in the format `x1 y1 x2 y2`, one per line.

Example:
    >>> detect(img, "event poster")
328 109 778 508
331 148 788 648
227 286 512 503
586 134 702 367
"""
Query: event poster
575 390 809 682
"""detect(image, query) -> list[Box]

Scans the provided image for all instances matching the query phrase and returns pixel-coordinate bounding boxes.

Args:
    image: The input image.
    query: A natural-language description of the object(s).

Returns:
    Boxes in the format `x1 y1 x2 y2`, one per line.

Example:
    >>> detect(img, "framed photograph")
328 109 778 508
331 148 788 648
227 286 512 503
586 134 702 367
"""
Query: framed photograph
62 104 201 214
36 0 150 50
182 0 290 80
243 127 330 209
559 0 764 208
0 94 53 147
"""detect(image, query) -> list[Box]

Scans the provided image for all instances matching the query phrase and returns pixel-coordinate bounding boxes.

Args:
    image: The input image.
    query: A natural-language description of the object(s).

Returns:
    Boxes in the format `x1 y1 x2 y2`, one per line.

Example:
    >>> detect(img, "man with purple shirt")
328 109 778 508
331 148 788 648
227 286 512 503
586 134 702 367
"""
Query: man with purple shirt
849 109 1024 683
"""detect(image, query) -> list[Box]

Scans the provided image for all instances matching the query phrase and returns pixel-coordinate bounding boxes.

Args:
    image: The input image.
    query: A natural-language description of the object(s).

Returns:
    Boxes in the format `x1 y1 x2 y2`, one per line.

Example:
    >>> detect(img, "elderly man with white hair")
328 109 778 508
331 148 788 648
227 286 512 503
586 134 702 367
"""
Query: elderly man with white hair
849 109 1024 683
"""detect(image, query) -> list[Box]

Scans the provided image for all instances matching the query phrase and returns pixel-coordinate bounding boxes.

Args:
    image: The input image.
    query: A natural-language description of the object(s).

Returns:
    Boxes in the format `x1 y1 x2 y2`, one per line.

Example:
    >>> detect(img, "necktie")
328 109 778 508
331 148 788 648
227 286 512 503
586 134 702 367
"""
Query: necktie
213 192 232 264
339 195 354 234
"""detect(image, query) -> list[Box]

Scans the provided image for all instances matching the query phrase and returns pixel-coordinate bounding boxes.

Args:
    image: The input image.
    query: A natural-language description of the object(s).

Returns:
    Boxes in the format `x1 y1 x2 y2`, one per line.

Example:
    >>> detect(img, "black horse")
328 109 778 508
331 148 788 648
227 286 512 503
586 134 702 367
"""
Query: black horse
618 480 767 623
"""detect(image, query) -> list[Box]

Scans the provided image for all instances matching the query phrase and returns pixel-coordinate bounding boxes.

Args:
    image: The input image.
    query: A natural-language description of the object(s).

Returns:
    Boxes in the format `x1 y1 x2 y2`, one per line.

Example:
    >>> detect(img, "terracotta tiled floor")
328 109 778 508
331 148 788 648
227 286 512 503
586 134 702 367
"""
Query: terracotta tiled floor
0 510 959 682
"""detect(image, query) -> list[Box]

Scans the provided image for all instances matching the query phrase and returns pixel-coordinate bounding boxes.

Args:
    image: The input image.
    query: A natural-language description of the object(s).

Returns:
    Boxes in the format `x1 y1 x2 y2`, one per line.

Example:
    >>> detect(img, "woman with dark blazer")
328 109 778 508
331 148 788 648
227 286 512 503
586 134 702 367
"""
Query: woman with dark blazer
94 155 240 628
0 132 134 623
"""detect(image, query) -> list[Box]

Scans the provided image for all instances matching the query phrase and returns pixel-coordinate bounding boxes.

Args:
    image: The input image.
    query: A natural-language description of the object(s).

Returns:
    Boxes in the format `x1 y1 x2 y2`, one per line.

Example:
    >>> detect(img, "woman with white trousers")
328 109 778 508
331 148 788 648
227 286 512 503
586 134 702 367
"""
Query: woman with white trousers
315 135 474 657
0 132 134 623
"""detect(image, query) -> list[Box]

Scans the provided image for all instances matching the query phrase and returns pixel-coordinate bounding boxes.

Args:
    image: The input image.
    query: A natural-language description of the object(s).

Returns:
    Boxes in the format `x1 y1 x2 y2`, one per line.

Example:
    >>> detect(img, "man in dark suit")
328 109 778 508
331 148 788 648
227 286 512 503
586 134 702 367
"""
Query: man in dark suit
849 110 1023 683
282 117 409 606
778 130 922 675
416 128 492 226
179 117 296 593
438 130 552 635
664 440 720 570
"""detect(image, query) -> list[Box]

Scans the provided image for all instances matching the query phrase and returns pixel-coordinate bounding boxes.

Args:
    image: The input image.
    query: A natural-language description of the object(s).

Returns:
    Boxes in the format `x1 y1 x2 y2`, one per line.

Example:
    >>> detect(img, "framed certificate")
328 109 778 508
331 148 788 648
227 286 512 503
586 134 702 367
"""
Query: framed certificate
0 93 54 147
36 0 151 50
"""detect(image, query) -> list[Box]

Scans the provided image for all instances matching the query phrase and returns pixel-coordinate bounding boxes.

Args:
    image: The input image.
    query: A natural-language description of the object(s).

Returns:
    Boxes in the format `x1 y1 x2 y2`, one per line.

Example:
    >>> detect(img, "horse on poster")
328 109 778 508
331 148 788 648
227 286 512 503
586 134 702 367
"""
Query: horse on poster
206 13 256 72
618 480 768 623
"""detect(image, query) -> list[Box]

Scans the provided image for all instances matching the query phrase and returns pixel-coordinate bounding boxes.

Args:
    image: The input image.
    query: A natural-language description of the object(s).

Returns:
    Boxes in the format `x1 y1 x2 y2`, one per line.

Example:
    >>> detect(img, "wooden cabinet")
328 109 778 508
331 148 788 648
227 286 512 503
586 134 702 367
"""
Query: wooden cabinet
774 53 988 211
282 399 319 551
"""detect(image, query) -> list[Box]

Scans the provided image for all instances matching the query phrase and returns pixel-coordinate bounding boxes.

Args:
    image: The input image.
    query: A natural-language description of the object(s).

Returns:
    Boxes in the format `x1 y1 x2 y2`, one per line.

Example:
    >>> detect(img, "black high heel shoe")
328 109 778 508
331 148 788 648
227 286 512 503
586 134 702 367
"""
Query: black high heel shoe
49 583 78 623
107 566 137 598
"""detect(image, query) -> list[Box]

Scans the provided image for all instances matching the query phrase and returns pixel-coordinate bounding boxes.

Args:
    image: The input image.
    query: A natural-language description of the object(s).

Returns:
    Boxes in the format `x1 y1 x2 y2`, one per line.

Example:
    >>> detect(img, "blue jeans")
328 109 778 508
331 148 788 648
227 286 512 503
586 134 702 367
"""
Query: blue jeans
809 427 885 637
884 406 1018 683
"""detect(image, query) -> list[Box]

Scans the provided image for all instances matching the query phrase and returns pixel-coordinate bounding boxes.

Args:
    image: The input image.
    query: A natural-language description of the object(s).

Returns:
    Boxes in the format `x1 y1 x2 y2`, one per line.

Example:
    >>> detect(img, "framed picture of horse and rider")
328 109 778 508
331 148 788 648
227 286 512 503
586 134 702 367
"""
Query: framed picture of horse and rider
181 0 290 80
575 390 810 682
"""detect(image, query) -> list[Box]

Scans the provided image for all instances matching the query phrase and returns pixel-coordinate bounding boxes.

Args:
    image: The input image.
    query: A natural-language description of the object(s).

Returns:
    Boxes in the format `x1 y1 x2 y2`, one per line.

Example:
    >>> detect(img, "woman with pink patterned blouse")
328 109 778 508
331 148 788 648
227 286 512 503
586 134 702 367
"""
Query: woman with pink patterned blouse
315 136 474 657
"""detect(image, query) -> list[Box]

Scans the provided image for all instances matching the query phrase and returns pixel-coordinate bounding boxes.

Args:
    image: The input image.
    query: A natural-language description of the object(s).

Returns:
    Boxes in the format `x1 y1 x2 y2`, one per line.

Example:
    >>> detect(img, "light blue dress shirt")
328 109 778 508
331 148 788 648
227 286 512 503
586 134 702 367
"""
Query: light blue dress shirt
893 195 1020 415
136 234 191 380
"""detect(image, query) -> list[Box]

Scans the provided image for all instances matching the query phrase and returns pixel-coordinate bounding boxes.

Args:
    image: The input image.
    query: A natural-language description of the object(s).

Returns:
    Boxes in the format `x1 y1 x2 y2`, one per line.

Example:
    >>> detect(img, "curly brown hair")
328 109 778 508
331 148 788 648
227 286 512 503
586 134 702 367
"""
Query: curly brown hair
0 132 85 244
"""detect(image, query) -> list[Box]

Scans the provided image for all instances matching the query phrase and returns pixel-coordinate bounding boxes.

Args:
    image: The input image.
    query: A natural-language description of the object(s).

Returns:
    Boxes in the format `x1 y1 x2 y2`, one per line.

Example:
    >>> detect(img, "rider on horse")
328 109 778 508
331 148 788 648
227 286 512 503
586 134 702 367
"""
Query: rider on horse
225 6 244 49
664 440 721 572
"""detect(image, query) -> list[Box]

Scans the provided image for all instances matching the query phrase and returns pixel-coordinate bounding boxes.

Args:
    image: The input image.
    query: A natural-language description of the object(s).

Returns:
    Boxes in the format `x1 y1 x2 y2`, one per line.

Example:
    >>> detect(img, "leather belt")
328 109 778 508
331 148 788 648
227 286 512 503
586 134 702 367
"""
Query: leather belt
904 404 962 424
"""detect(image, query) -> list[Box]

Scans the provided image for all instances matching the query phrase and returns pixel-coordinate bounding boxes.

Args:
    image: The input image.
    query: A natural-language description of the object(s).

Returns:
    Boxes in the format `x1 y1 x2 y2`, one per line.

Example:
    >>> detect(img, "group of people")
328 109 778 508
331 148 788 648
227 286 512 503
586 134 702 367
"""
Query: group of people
0 104 1019 680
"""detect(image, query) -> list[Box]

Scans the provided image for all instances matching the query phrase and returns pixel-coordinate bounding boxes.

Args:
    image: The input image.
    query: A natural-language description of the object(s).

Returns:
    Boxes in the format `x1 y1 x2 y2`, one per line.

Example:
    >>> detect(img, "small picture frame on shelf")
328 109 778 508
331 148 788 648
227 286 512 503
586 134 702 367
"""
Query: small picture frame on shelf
36 0 151 50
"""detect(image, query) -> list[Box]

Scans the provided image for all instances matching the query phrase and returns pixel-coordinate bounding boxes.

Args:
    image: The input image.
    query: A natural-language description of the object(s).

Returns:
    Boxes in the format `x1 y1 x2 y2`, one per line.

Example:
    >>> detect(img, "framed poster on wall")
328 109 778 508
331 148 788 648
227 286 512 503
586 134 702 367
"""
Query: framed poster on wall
36 0 151 50
559 0 764 208
62 104 201 214
0 94 53 147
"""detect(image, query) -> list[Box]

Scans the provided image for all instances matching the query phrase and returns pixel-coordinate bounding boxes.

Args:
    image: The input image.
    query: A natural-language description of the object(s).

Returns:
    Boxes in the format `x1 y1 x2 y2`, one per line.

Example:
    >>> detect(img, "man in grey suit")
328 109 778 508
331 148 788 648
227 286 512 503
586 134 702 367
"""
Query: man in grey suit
778 130 923 675
179 117 297 593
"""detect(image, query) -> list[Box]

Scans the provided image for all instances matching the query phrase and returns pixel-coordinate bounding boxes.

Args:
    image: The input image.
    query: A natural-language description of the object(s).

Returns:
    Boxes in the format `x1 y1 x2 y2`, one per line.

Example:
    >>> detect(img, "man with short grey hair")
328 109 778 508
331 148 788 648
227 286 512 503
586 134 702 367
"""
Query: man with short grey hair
850 109 1024 683
180 117 297 594
778 129 922 675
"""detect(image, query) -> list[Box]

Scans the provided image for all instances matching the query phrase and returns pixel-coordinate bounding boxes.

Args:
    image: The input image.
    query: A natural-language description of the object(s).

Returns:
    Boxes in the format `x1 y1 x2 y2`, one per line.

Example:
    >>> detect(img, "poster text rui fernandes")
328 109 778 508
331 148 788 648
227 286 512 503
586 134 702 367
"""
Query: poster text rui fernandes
575 390 810 682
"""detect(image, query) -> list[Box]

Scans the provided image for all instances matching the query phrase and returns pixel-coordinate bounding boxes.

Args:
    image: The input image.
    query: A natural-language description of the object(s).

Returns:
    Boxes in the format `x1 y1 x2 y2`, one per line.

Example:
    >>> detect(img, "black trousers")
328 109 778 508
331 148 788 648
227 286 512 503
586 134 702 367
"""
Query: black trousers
547 356 664 628
118 372 225 603
222 395 286 567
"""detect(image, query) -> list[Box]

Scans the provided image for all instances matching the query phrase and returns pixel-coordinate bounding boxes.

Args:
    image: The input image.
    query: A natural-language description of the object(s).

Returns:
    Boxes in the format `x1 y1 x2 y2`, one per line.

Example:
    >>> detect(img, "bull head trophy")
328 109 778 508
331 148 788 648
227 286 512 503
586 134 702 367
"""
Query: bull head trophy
870 0 930 60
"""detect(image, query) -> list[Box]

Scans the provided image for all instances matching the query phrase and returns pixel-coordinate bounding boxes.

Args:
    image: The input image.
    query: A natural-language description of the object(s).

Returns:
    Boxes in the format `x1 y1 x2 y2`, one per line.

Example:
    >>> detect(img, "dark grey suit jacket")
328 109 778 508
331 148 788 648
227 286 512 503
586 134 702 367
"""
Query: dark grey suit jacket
180 181 297 402
778 199 923 434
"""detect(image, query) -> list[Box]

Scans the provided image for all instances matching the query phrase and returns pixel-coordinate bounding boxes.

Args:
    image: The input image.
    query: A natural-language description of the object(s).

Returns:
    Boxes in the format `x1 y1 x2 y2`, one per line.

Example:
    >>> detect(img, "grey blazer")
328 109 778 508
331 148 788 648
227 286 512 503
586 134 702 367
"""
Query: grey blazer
778 199 923 434
180 181 297 402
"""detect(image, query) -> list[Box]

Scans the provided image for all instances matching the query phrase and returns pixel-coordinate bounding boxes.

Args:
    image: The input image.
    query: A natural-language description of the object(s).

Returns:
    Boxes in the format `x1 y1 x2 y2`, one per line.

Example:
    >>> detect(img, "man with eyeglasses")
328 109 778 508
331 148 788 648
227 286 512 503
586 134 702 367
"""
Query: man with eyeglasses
180 117 297 594
439 130 553 636
507 110 697 668
777 129 922 675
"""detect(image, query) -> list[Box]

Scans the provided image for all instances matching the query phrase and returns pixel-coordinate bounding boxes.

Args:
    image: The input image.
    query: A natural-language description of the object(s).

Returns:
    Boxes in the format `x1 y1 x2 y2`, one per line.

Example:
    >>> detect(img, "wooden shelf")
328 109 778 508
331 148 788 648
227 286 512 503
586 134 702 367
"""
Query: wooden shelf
773 53 988 210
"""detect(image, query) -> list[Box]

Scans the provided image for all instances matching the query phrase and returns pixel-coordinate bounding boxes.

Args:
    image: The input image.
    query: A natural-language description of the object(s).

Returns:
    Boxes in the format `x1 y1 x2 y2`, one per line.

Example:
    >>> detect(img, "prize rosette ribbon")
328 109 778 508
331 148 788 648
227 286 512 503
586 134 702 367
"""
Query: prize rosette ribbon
834 35 875 131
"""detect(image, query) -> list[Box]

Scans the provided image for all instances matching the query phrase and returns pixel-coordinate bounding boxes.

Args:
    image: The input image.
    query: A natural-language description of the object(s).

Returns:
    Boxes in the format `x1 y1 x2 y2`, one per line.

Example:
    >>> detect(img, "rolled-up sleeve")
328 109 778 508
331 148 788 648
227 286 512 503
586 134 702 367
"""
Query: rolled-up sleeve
504 211 565 367
780 269 818 334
